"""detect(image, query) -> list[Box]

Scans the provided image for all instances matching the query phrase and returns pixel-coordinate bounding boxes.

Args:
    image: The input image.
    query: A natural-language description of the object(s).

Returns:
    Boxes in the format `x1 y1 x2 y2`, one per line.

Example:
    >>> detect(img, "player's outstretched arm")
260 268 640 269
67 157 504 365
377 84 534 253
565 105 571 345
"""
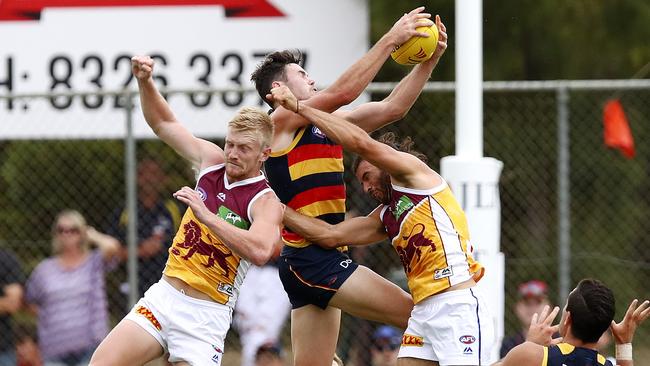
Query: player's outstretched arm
269 85 431 183
173 187 283 265
610 299 650 366
339 15 448 132
283 207 387 249
132 55 223 169
273 7 434 132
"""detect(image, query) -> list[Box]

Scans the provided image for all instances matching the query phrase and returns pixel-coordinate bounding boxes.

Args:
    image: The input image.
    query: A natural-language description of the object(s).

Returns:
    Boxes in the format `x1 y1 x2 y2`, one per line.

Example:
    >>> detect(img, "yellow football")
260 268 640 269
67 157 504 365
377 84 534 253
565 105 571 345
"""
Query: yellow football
391 25 439 65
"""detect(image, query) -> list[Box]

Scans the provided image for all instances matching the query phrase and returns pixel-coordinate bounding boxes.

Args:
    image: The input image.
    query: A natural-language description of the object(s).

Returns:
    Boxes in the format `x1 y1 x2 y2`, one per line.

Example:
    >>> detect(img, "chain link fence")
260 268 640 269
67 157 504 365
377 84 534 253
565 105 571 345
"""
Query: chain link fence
1 80 649 365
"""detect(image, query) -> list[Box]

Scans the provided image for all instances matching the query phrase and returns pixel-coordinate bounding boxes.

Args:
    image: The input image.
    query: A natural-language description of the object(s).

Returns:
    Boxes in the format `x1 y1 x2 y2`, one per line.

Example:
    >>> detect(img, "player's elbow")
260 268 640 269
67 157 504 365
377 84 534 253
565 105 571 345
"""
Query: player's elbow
249 238 278 266
249 255 269 267
250 248 272 266
383 103 409 122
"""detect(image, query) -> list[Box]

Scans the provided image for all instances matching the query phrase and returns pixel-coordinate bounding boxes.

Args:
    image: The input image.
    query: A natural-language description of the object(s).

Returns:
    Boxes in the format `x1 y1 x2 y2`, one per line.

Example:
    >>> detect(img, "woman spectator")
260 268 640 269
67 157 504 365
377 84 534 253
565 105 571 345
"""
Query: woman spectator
26 210 119 366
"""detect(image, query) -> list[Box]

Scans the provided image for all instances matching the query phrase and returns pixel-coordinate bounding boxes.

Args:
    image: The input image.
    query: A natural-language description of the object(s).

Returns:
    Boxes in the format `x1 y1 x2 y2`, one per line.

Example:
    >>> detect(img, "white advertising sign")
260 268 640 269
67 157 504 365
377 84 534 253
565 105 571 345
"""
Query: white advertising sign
0 0 369 139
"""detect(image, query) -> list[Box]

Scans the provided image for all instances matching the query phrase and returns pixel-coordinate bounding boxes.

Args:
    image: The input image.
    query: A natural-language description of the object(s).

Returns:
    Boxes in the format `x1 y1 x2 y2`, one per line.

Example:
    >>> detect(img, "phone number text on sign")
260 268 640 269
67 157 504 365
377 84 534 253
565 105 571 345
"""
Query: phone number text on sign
0 1 368 139
0 51 309 111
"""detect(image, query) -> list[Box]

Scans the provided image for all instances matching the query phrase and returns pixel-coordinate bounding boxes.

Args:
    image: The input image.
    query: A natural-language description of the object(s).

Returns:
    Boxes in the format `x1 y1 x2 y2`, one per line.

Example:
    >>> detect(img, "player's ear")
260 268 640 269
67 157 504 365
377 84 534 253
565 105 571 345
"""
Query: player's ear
271 81 281 88
563 311 572 329
259 146 272 162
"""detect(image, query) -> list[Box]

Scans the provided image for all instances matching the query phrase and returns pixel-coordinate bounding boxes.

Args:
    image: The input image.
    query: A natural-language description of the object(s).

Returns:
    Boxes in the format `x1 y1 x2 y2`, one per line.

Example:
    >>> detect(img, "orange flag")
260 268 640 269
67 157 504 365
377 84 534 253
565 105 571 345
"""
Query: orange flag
603 99 635 159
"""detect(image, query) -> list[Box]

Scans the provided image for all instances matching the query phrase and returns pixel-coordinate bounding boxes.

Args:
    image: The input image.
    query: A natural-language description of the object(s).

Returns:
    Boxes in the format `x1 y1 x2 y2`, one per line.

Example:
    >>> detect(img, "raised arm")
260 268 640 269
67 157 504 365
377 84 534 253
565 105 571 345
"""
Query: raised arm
610 299 650 366
132 56 224 170
269 85 436 186
283 207 387 249
338 15 448 132
274 7 434 132
173 187 284 266
86 227 121 261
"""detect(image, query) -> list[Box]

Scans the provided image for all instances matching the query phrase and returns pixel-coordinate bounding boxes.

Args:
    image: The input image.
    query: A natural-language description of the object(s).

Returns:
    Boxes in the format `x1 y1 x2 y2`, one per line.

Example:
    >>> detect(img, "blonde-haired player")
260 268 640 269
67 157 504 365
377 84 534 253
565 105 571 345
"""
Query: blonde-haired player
269 85 494 366
89 56 284 366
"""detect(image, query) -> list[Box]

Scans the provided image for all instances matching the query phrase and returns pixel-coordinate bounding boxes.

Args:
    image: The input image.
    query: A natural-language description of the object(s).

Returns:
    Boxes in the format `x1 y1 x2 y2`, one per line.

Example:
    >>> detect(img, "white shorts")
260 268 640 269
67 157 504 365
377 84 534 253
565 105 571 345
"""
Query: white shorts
124 279 232 366
398 287 495 365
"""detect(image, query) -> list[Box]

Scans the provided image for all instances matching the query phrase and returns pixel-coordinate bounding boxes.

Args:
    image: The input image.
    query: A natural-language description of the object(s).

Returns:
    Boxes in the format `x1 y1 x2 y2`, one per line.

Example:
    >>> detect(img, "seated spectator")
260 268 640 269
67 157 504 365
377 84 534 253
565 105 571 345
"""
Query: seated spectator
0 248 24 366
500 279 551 358
25 210 120 366
370 326 401 366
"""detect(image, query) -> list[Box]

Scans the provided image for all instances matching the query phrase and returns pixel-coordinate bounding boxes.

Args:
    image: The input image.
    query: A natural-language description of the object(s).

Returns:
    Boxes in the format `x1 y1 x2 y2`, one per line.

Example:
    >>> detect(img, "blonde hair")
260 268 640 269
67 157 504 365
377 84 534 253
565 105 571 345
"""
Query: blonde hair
51 209 89 254
228 107 274 148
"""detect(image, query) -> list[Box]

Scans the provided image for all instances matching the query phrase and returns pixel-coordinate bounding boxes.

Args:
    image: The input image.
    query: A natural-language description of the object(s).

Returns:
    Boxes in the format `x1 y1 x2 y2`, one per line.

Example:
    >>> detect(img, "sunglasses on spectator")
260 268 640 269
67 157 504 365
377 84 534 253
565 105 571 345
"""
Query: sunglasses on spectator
56 226 81 234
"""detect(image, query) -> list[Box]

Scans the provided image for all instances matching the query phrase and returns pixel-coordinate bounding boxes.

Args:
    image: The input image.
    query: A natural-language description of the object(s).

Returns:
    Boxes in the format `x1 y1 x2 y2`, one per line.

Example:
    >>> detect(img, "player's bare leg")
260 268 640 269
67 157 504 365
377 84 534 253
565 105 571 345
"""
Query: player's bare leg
291 305 342 366
330 265 413 329
89 319 164 366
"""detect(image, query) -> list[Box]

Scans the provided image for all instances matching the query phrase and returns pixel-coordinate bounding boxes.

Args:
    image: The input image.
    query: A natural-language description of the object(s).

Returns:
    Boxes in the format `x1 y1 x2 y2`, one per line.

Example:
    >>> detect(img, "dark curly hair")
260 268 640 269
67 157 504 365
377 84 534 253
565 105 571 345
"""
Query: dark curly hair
566 279 615 343
352 132 428 173
250 50 302 108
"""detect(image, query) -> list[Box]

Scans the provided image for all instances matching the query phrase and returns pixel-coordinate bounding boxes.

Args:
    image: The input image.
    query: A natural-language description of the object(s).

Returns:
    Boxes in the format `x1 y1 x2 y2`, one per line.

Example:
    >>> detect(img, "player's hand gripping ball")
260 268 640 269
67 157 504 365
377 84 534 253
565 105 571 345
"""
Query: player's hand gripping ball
391 25 439 65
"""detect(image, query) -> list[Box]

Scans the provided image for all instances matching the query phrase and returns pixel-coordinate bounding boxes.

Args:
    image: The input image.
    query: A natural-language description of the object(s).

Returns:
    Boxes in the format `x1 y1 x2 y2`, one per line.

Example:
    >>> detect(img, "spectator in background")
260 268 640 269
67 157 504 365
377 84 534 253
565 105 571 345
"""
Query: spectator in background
0 248 24 366
15 323 42 366
25 210 120 366
254 342 284 366
499 279 551 358
234 240 290 366
107 158 181 297
370 325 401 366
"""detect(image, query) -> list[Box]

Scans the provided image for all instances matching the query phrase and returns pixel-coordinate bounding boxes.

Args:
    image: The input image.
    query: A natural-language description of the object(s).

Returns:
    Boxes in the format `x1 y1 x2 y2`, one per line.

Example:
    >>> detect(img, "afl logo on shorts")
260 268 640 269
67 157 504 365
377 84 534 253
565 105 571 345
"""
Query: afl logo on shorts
197 187 207 201
459 335 476 344
312 126 326 138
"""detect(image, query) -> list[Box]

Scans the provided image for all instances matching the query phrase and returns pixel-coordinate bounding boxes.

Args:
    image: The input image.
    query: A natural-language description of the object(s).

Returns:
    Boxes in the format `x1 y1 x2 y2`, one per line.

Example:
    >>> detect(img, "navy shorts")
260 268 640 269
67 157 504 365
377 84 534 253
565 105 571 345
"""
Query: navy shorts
278 244 359 309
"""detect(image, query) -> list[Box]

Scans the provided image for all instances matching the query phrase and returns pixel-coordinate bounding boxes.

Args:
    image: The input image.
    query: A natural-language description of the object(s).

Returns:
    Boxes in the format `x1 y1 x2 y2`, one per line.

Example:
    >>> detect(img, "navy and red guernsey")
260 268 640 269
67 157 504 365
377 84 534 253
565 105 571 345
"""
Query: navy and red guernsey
264 124 346 248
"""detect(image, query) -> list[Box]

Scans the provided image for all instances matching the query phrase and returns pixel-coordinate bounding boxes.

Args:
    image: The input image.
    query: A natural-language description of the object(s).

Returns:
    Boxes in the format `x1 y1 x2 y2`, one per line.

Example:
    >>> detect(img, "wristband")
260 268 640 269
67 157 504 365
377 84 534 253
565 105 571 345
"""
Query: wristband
616 343 633 361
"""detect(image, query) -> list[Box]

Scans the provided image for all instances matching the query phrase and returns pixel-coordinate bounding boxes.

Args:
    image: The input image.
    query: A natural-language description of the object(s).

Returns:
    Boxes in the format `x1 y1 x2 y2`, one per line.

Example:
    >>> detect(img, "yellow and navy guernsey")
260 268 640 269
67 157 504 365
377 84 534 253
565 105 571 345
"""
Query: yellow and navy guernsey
543 343 613 366
380 181 484 304
265 125 346 249
163 164 273 308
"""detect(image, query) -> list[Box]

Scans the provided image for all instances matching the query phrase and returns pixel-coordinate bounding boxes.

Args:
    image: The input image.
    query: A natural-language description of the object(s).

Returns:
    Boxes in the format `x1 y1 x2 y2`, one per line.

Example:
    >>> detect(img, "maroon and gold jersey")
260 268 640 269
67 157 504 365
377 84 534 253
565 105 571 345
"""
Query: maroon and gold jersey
164 164 273 307
380 181 484 304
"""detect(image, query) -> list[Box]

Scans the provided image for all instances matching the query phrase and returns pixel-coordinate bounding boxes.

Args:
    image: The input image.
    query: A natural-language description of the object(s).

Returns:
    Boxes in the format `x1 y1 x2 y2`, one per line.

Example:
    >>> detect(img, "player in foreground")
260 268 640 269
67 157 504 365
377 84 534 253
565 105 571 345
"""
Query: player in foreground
252 9 447 366
89 56 284 366
268 85 494 366
495 278 650 366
